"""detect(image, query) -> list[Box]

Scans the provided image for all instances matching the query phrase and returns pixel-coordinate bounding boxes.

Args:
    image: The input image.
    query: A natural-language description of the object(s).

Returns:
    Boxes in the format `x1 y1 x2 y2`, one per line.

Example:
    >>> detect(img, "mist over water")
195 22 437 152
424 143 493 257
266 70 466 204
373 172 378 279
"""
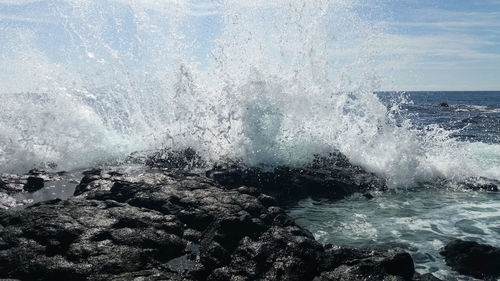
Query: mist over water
0 0 498 187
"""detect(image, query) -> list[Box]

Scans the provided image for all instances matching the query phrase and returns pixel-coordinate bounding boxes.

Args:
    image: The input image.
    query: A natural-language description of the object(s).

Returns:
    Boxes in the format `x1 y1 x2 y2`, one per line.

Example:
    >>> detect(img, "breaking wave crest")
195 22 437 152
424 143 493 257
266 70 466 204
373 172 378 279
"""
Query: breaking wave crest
0 0 498 187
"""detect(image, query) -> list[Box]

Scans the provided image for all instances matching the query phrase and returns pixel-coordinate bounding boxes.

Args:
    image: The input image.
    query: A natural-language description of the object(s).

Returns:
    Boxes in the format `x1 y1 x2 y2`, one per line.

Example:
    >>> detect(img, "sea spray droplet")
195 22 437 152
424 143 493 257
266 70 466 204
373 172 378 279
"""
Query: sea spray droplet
0 0 498 188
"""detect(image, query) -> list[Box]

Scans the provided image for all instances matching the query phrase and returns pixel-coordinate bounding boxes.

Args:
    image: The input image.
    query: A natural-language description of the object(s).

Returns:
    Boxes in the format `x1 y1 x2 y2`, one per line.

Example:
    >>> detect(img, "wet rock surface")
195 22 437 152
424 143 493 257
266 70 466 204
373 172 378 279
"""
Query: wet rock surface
206 152 387 203
146 147 206 170
440 239 500 280
462 177 499 192
0 165 436 281
0 169 66 209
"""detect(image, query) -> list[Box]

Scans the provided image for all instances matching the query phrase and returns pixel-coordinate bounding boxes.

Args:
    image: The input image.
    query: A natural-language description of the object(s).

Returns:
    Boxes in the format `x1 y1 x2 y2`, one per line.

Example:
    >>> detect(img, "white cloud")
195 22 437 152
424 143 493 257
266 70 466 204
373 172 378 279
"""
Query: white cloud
0 13 52 24
0 0 41 4
378 33 500 60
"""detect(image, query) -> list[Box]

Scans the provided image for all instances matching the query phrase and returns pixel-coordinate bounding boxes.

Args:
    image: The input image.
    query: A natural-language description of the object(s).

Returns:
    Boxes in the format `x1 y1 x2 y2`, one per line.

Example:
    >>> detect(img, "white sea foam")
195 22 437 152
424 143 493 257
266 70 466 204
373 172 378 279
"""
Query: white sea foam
0 0 498 187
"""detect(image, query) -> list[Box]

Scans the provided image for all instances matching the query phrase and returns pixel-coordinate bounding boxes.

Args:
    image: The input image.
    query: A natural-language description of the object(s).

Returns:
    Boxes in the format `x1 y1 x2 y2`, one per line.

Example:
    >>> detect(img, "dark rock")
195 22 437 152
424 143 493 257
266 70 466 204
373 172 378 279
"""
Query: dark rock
1 170 71 209
1 174 38 209
438 102 449 107
0 174 28 194
380 252 415 280
363 192 374 199
424 177 499 192
414 273 442 281
0 162 436 281
206 152 387 203
0 198 186 281
1 171 326 280
146 147 205 170
27 168 64 182
440 239 500 280
24 176 45 192
463 177 499 192
73 169 121 196
318 246 416 281
1 170 64 195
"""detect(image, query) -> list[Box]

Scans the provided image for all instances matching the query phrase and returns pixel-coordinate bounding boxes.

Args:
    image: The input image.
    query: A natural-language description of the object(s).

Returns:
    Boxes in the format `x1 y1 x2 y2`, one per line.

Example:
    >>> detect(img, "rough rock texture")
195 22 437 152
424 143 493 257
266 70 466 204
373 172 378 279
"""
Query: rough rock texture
206 153 387 203
146 147 206 170
0 169 65 209
425 177 499 192
462 177 499 192
0 198 185 281
0 169 431 281
0 169 64 194
440 239 500 280
317 247 416 281
73 169 125 196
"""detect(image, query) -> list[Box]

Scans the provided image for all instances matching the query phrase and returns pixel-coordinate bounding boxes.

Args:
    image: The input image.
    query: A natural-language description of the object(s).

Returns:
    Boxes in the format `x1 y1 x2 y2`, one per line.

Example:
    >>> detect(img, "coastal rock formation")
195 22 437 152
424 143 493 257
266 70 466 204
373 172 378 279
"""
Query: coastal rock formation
317 248 416 281
145 147 206 170
0 168 432 281
440 239 500 280
206 152 387 203
0 169 64 209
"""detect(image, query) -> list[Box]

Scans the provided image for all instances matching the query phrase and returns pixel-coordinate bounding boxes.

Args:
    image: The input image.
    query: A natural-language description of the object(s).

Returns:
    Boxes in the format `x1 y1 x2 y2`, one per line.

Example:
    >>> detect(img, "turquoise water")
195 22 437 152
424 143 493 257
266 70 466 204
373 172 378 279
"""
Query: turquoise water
288 188 500 280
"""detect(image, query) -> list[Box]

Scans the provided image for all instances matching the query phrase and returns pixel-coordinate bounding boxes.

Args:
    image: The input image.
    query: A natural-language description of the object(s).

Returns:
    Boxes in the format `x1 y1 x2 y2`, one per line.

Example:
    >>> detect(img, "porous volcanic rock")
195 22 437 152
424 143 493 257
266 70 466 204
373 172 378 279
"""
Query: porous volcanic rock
206 152 387 203
0 169 435 281
440 239 500 280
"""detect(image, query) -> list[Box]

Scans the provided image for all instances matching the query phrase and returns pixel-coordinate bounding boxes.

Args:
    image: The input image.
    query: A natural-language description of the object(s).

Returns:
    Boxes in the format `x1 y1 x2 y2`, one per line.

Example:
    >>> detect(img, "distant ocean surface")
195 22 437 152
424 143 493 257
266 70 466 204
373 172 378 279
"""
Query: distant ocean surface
377 91 500 144
289 91 500 281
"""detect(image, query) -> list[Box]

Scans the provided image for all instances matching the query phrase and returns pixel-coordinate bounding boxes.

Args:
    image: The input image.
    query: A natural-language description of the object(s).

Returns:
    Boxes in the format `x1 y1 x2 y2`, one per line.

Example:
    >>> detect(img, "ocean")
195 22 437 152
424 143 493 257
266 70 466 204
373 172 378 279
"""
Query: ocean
288 91 500 281
1 1 499 280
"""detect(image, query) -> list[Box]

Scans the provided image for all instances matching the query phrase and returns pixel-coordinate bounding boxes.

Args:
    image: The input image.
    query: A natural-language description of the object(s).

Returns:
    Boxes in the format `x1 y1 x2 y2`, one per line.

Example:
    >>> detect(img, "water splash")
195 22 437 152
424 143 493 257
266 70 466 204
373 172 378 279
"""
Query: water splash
0 0 498 187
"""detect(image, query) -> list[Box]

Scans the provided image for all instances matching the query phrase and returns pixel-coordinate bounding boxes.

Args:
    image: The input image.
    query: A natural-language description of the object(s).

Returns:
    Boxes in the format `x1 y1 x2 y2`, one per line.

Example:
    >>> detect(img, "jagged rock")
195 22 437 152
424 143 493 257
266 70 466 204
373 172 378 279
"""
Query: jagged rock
0 174 41 209
73 169 124 196
1 174 30 194
317 246 415 281
206 152 387 202
440 239 500 280
0 192 31 210
146 147 205 170
24 176 45 192
462 177 499 192
1 171 322 280
0 170 69 209
423 177 499 192
0 198 186 281
1 169 64 195
0 169 431 281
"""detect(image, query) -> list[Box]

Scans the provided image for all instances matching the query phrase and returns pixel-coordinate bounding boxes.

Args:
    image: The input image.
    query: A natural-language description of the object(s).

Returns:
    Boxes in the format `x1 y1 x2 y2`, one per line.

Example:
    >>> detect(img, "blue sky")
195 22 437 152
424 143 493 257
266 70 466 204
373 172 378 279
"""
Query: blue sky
371 0 500 90
0 0 499 91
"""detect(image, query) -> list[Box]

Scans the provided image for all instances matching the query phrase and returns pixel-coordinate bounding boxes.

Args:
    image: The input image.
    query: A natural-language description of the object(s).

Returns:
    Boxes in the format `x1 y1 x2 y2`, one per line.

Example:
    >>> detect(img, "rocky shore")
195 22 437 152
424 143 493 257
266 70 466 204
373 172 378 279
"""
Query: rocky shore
0 149 498 280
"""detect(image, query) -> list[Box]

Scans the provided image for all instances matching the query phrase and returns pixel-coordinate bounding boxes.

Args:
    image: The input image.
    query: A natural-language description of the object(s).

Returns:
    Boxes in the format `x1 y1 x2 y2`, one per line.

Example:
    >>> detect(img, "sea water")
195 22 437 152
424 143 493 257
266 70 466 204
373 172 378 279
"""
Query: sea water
288 188 500 281
288 91 500 280
1 1 498 187
1 1 499 279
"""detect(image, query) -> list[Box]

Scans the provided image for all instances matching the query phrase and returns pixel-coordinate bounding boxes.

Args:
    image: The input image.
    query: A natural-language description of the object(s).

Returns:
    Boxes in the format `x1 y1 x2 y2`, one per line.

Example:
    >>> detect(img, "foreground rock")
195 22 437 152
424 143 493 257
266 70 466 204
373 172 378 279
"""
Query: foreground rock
0 169 434 281
206 152 387 203
440 239 500 280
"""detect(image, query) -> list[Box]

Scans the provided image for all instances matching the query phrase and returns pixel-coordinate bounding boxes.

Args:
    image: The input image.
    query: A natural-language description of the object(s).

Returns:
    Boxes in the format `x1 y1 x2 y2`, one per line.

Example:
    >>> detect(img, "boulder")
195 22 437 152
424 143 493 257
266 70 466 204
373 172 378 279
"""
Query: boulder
146 147 205 170
0 169 430 281
206 152 387 203
318 247 415 281
0 171 322 280
440 239 500 280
